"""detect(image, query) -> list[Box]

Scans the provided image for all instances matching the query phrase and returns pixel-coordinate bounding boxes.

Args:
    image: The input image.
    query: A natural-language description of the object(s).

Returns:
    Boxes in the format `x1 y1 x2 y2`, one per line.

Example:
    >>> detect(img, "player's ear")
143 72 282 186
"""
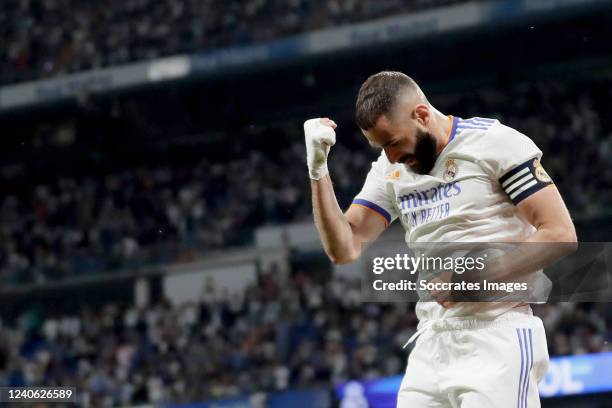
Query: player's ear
413 104 429 126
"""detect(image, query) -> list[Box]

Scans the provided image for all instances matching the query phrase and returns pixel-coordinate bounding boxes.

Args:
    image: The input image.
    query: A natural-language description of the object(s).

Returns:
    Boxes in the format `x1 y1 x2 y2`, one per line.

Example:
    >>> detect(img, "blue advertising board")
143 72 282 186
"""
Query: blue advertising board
336 352 612 407
539 352 612 397
168 388 330 408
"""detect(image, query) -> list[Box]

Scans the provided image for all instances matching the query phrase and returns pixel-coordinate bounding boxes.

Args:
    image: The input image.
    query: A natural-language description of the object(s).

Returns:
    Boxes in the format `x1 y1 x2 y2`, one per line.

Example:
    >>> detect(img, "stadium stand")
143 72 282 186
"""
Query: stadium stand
1 79 611 284
0 271 610 405
1 1 611 407
0 0 468 85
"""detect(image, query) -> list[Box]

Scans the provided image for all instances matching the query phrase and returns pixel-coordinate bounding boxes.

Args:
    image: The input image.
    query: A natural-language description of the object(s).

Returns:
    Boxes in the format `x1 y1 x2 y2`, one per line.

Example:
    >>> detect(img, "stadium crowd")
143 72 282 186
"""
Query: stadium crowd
1 0 466 85
0 271 610 406
1 3 610 408
1 79 611 285
0 78 610 404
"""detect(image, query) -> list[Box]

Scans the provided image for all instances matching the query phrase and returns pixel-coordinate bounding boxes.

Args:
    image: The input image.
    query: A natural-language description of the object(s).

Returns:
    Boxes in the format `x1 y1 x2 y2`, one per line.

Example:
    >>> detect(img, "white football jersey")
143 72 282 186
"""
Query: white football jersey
352 116 553 321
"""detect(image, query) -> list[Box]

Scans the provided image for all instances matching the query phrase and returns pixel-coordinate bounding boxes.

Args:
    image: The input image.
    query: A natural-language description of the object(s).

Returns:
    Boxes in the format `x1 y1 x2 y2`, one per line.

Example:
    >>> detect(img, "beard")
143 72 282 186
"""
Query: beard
405 129 438 174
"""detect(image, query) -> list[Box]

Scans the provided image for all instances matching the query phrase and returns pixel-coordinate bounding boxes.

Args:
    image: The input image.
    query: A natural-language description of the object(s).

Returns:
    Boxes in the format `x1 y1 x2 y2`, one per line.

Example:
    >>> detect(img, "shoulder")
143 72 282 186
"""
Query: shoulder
454 116 499 138
454 117 537 150
453 117 542 178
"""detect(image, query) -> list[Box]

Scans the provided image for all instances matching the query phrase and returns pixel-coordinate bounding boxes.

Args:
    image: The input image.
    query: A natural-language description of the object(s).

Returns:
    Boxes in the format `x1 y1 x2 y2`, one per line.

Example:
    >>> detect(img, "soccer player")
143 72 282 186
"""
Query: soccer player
304 71 577 407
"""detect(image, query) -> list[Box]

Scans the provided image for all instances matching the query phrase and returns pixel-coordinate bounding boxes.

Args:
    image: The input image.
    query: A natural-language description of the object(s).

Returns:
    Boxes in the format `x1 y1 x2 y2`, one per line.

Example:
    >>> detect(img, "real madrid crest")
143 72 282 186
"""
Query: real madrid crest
533 159 551 183
443 159 458 182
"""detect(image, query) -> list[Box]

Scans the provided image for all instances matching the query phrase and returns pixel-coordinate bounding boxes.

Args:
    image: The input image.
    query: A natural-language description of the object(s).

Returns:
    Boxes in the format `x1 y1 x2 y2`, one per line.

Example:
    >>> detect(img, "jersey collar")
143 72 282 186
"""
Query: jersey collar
444 115 459 146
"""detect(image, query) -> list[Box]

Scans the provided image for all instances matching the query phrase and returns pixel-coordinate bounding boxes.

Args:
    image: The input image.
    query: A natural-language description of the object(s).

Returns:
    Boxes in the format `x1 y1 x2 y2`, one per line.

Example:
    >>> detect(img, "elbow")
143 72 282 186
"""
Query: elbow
553 225 578 254
327 249 360 265
563 229 578 246
563 230 578 255
536 222 578 256
328 254 357 265
538 219 577 244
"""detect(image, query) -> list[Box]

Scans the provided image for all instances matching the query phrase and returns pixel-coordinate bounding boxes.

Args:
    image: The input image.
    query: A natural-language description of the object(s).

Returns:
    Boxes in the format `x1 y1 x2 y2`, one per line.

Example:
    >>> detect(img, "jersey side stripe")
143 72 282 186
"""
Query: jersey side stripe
517 328 526 408
524 329 534 408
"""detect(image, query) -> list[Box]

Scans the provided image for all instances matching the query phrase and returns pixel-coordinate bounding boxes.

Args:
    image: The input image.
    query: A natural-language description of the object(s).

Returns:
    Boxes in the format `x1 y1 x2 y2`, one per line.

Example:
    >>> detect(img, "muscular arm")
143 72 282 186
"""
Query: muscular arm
436 185 577 307
312 175 387 264
489 184 578 282
520 185 577 243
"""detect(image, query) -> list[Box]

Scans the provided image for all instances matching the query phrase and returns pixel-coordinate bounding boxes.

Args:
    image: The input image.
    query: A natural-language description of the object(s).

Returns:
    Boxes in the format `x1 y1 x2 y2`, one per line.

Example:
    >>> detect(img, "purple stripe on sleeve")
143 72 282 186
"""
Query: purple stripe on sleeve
352 199 391 225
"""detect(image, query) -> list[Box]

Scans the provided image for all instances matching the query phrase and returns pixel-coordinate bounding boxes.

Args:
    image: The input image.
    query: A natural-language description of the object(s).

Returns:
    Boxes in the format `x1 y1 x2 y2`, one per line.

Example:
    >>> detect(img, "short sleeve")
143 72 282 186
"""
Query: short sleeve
479 123 553 205
352 153 399 227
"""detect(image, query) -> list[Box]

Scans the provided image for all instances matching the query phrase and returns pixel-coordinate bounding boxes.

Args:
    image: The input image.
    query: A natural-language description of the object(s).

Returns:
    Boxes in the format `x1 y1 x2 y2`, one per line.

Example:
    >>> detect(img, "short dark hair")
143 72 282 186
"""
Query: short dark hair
355 71 420 130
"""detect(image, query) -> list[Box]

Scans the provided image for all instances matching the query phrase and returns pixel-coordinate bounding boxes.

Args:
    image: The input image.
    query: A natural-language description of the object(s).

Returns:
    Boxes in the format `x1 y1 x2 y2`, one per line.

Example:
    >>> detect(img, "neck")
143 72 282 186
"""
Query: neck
431 110 452 155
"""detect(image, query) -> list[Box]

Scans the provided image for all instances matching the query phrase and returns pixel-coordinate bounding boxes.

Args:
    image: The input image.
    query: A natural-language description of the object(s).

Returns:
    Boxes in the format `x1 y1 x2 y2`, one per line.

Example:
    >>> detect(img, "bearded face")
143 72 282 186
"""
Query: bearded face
362 113 441 175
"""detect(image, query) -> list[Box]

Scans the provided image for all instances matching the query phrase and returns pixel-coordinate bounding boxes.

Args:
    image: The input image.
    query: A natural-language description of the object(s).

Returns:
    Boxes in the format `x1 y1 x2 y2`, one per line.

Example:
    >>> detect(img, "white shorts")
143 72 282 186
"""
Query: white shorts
397 309 549 408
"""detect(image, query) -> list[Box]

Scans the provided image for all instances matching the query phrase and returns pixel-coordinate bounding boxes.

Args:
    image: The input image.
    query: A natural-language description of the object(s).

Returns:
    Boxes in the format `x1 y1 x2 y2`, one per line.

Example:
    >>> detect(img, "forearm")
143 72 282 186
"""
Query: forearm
484 183 578 283
489 226 577 283
311 175 359 264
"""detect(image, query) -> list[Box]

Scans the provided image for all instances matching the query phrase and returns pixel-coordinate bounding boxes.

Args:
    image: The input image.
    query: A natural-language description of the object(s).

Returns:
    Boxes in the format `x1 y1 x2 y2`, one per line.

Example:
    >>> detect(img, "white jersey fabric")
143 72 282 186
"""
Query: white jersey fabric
352 116 551 322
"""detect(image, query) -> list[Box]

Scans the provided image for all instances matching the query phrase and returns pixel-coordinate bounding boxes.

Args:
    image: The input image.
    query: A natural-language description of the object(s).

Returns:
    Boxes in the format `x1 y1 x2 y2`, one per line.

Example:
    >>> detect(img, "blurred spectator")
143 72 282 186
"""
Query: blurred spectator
0 272 609 406
1 79 611 284
0 0 468 85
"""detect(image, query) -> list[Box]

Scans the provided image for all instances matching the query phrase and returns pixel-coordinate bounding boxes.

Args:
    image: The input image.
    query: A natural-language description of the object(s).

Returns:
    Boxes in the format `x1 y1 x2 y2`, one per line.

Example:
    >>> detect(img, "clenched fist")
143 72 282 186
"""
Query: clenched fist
304 117 337 180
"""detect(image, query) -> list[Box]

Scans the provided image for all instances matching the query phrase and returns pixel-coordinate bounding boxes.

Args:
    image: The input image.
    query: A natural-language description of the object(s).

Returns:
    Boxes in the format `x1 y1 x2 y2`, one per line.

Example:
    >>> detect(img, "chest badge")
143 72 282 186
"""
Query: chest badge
443 159 458 182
